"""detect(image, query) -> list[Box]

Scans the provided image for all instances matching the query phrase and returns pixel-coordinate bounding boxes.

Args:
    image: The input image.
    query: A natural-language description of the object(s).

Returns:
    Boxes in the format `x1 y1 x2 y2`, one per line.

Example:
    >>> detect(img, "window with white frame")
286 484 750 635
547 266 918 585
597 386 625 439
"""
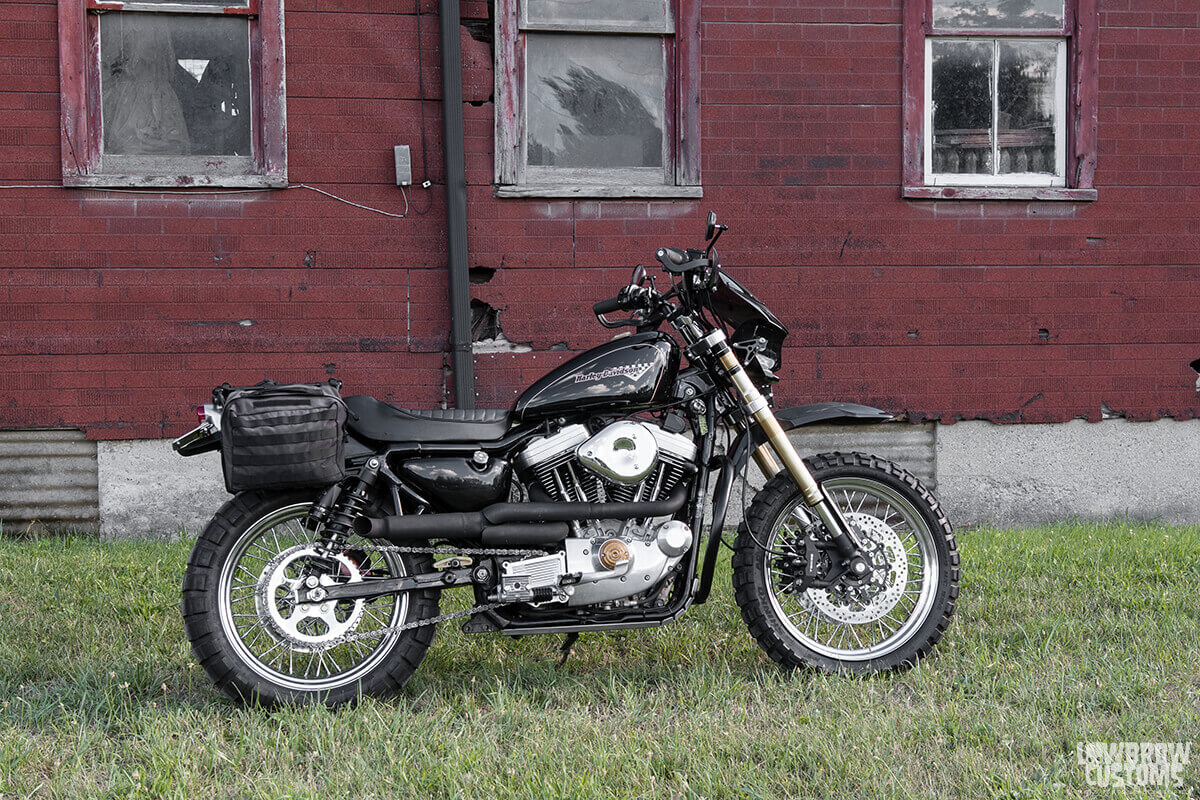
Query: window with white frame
903 0 1098 200
494 0 701 198
58 0 287 188
926 36 1066 186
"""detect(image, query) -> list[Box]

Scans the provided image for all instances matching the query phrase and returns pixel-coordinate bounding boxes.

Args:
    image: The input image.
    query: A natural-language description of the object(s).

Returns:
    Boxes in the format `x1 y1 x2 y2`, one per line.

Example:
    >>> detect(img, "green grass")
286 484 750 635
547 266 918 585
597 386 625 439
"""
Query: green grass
0 523 1197 799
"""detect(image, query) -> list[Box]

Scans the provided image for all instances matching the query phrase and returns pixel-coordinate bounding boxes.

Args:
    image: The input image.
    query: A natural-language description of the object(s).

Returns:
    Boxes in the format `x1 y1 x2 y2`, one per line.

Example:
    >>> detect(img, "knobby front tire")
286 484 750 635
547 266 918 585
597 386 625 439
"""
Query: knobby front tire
181 491 440 707
733 452 959 674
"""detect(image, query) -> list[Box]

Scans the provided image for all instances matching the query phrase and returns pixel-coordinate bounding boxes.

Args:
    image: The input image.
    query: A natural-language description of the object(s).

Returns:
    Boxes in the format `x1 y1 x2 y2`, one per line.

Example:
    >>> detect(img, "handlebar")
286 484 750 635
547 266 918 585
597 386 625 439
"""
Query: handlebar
592 295 626 316
592 285 666 329
656 247 687 266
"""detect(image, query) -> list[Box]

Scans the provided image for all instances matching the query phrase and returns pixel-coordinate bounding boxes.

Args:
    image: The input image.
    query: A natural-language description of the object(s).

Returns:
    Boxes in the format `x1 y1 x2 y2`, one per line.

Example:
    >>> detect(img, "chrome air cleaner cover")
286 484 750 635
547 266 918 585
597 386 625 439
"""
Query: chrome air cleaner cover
576 421 659 485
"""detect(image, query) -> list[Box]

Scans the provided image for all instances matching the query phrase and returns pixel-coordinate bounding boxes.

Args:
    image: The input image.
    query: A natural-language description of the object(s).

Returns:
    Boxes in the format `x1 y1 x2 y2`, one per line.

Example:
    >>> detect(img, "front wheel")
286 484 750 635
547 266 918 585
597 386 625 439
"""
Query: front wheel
733 452 959 673
181 491 440 706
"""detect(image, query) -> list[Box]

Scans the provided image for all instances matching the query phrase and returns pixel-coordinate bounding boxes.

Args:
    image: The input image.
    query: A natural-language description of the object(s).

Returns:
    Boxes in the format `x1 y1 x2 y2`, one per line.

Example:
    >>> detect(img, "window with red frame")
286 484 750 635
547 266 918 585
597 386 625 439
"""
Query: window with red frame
902 0 1098 200
493 0 701 198
58 0 286 188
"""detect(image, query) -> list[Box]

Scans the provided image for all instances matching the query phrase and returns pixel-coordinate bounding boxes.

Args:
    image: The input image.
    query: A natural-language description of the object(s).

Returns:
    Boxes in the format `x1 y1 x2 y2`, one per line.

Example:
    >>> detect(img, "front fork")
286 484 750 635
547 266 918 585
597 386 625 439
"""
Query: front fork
699 329 867 568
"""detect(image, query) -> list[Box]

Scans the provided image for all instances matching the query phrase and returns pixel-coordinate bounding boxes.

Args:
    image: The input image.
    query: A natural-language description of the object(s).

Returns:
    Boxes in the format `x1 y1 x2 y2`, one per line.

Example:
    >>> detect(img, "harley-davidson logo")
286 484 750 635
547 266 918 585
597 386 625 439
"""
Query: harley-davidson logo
573 362 656 384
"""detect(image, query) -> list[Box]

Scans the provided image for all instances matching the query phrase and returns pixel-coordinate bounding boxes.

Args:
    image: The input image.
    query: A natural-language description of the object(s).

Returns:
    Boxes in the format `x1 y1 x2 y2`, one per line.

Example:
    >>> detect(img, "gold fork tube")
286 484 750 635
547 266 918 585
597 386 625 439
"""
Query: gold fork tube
753 444 781 478
705 331 861 556
715 349 824 507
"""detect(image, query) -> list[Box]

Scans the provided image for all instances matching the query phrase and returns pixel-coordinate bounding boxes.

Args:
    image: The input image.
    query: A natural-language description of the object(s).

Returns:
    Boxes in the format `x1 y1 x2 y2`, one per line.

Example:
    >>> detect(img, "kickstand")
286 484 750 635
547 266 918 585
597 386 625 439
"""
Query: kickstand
558 632 580 666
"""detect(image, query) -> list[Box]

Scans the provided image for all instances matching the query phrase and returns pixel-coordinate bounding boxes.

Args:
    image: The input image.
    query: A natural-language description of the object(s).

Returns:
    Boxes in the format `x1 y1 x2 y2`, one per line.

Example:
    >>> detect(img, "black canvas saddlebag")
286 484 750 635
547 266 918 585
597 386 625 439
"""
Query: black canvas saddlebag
216 379 348 493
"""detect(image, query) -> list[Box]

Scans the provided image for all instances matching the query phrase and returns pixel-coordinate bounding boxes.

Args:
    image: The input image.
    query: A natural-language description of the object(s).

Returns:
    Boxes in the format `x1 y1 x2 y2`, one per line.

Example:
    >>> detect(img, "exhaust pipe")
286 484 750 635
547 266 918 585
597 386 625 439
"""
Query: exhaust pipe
355 484 689 544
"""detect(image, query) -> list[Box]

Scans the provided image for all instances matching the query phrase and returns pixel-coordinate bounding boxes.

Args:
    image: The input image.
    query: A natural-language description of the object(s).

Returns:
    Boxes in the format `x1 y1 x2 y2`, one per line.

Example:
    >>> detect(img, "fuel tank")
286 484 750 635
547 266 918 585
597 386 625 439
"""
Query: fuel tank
515 332 680 422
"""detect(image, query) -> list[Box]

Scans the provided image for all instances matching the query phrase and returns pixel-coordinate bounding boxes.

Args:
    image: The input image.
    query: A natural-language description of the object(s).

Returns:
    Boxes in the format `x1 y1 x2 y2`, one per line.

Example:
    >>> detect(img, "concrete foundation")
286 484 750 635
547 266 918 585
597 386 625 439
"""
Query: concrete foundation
935 418 1200 527
31 417 1200 538
97 440 227 540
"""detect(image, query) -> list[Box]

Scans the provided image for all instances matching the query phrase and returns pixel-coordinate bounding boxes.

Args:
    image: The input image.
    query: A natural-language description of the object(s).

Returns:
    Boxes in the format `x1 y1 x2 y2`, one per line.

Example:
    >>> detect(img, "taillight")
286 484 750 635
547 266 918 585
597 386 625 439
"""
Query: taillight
196 406 206 423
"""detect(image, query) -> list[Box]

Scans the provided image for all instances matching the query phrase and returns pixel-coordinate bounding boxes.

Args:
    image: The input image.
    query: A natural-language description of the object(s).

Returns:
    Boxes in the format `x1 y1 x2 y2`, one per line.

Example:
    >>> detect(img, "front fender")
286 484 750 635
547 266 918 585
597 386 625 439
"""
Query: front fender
774 402 893 431
704 401 894 592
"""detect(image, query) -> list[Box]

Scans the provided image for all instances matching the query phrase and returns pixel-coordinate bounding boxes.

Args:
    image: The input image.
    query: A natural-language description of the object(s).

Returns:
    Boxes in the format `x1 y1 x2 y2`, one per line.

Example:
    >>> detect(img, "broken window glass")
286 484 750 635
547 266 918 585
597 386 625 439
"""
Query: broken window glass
100 13 251 157
934 0 1063 30
930 40 994 175
525 33 664 169
525 0 666 28
997 40 1058 174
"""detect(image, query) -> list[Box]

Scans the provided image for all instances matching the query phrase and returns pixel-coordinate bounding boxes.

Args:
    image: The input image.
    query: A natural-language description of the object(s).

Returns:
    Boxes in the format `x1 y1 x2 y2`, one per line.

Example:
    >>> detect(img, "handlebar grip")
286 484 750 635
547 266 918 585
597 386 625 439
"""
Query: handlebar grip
593 295 625 315
656 247 687 266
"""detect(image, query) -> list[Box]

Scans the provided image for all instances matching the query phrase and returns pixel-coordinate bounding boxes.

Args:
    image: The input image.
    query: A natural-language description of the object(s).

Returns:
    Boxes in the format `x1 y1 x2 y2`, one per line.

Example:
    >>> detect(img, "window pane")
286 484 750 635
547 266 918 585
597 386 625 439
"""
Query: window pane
149 0 250 5
998 41 1058 175
933 0 1063 30
526 0 666 28
526 34 665 169
100 13 251 157
931 40 994 175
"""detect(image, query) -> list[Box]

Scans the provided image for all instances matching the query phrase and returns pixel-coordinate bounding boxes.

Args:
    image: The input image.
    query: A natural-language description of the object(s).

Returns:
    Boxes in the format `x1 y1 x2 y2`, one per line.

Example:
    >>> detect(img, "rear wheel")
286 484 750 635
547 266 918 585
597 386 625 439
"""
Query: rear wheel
182 491 439 706
733 452 958 673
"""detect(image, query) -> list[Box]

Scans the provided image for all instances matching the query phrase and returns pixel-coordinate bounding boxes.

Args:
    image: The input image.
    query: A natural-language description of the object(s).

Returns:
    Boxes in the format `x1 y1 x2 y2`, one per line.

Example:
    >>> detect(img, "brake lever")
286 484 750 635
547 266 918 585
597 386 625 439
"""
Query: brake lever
596 313 641 329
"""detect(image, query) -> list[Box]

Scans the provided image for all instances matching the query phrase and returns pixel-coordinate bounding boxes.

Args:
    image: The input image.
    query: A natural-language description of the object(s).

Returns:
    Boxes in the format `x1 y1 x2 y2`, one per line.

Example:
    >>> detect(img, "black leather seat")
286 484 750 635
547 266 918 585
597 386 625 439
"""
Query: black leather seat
344 395 512 443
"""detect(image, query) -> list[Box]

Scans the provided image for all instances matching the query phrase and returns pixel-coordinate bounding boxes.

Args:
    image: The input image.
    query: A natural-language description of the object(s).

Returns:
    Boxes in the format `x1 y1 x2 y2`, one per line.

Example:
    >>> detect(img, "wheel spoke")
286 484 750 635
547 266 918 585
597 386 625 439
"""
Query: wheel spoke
213 501 413 691
754 471 944 661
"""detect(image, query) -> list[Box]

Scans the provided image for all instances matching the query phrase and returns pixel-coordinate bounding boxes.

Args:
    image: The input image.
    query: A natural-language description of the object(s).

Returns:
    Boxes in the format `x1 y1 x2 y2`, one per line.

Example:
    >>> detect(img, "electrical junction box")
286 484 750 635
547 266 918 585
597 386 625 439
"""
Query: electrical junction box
393 145 412 186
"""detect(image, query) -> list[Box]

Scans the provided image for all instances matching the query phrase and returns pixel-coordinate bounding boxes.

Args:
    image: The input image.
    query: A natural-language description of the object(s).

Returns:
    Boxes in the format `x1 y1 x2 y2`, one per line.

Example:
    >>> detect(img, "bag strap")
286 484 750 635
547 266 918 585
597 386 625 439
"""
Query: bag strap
215 379 346 408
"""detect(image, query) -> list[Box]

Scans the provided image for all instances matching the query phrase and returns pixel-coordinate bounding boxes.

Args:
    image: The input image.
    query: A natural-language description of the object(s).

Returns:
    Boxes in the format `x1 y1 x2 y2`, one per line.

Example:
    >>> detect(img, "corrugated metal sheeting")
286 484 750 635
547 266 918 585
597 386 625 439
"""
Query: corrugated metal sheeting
787 423 938 492
0 429 99 533
715 422 938 529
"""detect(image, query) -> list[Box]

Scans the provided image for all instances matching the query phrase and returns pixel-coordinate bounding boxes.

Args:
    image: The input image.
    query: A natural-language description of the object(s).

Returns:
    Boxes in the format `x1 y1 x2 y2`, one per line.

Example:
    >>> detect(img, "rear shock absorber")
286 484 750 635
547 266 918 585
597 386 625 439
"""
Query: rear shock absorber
310 458 382 557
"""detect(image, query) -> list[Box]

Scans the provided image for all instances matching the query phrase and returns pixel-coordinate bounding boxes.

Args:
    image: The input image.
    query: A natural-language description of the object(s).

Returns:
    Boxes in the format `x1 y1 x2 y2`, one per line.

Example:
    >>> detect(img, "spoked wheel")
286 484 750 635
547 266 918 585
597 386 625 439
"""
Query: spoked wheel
733 452 959 673
182 491 439 707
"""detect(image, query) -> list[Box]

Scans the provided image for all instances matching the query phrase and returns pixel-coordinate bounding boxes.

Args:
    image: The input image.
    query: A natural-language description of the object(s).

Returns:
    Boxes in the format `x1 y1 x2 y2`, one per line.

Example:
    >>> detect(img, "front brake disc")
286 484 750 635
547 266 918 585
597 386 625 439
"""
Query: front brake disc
806 512 908 625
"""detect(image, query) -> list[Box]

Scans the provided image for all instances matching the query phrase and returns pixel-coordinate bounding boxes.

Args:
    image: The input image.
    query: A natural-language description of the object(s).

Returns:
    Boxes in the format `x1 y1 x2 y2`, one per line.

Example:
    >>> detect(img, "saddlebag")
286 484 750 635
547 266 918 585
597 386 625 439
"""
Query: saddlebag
216 379 348 493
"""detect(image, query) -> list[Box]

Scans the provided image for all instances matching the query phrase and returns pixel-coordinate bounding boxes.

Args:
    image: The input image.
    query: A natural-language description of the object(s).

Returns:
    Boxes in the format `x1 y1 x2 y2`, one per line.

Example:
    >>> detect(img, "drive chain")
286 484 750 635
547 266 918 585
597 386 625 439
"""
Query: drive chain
261 543 542 651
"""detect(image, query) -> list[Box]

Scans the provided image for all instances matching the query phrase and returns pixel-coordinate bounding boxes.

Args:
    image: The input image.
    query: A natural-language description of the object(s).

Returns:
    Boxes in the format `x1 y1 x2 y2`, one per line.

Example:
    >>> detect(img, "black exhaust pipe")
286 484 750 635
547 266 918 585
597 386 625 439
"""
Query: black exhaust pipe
355 484 689 544
480 523 571 546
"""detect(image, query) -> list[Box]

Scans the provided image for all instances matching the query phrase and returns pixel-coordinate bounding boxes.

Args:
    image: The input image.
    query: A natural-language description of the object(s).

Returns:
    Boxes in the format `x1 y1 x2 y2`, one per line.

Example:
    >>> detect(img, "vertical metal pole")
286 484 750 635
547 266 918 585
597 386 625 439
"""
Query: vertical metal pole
439 0 475 408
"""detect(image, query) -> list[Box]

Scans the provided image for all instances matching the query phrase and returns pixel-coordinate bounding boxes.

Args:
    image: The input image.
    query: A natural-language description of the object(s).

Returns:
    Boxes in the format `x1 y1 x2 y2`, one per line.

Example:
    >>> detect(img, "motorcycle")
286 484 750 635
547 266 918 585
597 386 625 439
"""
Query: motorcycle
173 212 959 706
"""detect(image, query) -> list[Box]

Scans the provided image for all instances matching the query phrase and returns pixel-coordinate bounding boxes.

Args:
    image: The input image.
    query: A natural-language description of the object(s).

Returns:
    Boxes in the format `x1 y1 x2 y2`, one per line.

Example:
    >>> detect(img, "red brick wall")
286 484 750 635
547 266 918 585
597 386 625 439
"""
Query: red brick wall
1 0 1198 439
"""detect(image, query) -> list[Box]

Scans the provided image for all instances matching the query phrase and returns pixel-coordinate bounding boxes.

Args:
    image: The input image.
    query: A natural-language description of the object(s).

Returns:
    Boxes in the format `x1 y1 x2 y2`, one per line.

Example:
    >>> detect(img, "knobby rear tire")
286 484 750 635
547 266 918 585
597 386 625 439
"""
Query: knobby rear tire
181 490 440 707
732 452 959 674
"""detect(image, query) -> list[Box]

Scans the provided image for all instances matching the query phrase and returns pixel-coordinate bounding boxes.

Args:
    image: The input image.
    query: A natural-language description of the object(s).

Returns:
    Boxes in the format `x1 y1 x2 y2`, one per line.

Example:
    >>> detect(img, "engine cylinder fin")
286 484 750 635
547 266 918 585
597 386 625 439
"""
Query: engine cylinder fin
520 420 698 513
607 482 637 505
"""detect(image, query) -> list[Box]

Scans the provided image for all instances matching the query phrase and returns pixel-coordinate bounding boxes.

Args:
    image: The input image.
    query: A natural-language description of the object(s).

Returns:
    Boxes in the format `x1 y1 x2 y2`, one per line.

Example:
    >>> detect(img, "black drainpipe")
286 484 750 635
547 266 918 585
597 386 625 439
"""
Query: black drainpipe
439 0 475 408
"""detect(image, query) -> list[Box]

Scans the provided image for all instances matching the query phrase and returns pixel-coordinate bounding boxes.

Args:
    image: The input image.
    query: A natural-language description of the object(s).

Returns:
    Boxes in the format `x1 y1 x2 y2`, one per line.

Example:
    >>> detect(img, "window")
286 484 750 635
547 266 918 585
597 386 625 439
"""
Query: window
902 0 1098 200
494 0 701 198
58 0 286 188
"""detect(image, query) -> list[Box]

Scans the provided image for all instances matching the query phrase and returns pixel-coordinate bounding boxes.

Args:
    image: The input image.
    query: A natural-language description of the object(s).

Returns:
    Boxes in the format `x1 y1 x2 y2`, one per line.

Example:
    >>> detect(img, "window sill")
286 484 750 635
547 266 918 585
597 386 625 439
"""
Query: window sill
63 174 287 190
903 185 1097 201
495 184 703 199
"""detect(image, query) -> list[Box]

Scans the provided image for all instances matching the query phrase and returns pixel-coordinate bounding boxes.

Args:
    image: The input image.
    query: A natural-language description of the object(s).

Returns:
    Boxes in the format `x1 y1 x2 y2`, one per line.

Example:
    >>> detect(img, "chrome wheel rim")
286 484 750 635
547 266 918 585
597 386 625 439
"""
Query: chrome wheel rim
762 478 939 661
217 503 409 692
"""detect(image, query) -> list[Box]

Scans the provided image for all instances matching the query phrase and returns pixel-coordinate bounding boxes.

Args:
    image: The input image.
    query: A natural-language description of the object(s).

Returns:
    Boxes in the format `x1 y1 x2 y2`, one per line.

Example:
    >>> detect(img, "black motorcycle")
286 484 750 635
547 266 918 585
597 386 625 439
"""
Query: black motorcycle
174 212 959 706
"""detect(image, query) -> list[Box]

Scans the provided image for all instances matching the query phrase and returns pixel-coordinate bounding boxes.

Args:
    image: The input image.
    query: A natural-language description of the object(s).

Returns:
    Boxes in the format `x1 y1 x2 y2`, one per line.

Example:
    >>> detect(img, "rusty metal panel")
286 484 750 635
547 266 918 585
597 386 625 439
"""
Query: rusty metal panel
0 430 99 533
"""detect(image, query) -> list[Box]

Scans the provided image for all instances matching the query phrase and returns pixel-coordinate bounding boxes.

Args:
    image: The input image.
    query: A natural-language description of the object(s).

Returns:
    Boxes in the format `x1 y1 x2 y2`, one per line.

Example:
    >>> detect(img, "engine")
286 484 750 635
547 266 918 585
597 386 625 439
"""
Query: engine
515 421 696 508
500 420 698 607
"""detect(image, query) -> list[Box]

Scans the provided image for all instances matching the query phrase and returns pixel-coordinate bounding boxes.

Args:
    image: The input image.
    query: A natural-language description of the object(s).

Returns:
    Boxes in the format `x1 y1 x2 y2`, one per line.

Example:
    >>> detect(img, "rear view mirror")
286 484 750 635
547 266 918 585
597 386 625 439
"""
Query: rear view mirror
705 210 717 240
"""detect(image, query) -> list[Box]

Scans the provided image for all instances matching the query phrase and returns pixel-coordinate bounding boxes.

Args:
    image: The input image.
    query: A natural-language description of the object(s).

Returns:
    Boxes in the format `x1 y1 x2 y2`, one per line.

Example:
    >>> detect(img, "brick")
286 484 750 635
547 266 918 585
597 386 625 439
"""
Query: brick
0 1 1197 431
